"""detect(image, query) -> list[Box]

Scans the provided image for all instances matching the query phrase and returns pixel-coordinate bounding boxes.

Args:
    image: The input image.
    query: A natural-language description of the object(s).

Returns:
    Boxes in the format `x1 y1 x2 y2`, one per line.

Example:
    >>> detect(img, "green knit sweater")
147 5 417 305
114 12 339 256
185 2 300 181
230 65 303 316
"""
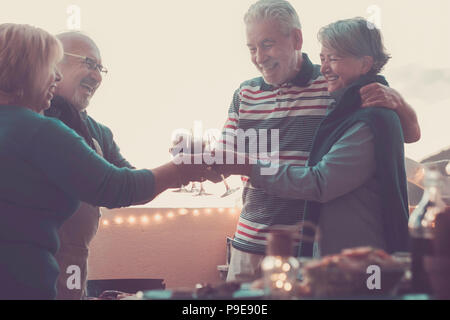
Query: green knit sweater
0 105 155 299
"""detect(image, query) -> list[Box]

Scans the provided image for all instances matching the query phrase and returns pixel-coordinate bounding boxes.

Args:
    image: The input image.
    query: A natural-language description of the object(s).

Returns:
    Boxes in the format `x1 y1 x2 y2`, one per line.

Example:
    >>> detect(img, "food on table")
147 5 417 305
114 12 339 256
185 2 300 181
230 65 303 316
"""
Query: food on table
195 282 242 299
302 247 406 298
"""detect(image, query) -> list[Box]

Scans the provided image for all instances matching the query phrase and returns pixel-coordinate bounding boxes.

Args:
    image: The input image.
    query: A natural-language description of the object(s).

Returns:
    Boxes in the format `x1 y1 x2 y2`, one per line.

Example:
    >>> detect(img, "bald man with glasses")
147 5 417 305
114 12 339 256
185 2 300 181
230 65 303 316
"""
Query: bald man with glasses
63 52 109 75
45 32 134 299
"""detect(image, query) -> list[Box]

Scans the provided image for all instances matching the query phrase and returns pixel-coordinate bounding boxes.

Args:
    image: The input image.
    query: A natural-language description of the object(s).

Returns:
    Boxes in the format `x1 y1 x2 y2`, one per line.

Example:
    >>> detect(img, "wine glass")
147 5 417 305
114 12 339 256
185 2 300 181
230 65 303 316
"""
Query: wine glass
219 176 240 198
170 130 213 196
169 132 192 193
204 132 240 198
193 182 213 197
189 131 213 197
189 182 200 193
172 184 190 193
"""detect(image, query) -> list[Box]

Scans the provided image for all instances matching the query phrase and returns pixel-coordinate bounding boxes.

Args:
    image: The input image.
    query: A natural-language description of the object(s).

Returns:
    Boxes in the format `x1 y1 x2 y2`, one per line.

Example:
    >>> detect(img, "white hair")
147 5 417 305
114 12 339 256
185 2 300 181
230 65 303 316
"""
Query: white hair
244 0 302 35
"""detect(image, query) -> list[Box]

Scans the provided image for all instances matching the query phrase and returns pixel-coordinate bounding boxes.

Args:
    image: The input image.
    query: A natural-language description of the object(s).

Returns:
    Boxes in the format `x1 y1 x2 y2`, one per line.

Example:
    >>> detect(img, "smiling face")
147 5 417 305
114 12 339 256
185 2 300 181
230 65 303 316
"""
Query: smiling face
56 36 103 111
36 63 62 112
246 19 302 86
320 46 373 93
0 24 65 113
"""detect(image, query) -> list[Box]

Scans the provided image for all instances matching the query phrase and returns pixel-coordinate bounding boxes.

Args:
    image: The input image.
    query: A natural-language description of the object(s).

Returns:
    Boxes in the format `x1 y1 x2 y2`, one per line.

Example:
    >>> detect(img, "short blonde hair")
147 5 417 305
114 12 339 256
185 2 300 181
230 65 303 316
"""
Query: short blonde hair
0 23 63 110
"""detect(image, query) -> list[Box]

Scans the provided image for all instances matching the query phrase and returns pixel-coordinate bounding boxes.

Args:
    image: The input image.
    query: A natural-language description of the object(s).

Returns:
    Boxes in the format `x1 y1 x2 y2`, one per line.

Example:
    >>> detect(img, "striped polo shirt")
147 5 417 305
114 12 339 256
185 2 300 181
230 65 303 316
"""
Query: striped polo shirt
221 53 333 254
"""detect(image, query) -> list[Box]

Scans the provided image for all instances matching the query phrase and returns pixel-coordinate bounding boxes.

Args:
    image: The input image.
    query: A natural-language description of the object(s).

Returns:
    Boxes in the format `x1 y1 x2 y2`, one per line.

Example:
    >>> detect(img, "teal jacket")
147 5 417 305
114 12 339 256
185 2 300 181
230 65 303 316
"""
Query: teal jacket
299 75 409 256
250 75 409 257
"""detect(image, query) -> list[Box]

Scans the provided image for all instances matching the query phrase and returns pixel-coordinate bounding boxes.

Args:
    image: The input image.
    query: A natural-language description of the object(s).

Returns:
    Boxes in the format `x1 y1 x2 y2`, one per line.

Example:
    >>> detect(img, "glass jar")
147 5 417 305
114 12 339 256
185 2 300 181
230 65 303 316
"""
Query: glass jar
261 230 299 298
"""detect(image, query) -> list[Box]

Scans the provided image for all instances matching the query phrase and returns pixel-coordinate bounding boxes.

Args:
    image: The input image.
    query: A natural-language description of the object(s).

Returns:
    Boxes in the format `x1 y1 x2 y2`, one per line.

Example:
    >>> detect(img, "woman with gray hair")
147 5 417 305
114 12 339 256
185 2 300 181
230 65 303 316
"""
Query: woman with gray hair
299 17 409 256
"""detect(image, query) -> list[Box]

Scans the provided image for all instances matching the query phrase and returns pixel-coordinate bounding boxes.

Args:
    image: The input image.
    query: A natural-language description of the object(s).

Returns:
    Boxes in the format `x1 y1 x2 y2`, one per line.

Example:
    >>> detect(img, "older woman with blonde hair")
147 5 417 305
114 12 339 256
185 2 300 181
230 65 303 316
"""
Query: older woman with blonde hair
0 23 215 299
0 23 63 112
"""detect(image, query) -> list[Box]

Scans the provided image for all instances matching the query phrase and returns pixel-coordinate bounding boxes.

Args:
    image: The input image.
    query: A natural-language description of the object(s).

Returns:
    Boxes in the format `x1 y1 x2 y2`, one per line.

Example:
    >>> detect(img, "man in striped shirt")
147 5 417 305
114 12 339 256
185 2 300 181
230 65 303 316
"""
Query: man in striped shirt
223 0 420 282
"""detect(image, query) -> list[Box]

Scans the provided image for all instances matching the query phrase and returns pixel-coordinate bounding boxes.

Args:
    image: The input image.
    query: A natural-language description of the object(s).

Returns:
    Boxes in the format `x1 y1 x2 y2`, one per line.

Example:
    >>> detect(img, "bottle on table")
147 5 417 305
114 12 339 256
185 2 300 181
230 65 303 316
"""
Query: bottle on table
408 166 447 294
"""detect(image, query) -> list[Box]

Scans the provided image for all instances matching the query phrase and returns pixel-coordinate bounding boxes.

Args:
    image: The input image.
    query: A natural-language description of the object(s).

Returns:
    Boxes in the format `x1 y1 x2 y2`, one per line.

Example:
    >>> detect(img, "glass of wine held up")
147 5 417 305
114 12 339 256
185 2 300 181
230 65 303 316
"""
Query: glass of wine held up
169 131 240 198
203 132 240 198
169 131 213 196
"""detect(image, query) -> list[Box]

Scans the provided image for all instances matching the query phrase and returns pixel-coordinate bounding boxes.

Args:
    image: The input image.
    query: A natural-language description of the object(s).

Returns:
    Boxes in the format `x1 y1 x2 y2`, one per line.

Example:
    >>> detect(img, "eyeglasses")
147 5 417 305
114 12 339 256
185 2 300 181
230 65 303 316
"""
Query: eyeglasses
64 52 108 74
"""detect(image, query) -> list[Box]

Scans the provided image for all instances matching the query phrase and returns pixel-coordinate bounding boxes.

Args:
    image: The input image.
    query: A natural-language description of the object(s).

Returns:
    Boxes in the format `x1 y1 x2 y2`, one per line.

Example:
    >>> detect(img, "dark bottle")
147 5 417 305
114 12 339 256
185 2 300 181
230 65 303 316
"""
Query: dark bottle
408 167 446 294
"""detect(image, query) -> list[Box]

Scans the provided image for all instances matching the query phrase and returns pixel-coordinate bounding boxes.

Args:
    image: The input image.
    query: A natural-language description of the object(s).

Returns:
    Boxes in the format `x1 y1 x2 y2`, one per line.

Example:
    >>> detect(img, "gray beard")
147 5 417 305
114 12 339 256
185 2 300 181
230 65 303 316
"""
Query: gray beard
71 94 90 112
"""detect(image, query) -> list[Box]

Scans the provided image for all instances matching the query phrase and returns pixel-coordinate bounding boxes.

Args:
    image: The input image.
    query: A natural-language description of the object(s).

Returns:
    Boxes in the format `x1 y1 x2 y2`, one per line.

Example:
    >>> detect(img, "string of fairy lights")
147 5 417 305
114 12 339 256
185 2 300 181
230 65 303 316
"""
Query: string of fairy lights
100 207 240 227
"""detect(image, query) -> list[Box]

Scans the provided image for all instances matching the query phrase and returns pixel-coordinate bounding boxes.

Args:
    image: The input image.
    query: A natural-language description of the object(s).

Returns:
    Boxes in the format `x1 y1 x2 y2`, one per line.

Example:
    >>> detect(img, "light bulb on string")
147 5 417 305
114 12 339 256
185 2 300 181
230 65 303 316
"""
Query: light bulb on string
154 213 162 222
284 282 292 292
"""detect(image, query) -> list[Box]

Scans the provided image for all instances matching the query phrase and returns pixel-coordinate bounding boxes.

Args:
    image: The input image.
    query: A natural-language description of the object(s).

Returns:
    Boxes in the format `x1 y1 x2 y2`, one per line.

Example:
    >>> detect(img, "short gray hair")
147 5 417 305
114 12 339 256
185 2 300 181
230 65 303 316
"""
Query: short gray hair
318 17 391 75
244 0 301 35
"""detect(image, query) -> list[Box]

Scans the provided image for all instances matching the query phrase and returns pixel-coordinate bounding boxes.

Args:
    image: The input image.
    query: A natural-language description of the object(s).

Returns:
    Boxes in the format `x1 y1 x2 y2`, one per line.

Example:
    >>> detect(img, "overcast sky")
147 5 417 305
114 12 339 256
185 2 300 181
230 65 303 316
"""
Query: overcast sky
3 0 450 206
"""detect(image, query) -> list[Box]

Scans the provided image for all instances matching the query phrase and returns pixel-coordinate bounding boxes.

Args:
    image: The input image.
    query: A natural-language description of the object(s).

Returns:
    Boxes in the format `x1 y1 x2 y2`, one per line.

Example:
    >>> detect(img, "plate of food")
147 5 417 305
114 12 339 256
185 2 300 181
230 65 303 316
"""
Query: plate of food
300 247 407 298
142 282 263 300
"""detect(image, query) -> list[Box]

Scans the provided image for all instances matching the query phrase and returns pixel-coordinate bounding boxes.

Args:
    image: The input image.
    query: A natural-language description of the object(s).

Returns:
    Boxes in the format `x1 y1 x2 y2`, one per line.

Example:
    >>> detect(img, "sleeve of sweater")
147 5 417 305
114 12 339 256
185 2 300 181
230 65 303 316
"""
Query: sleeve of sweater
26 117 155 208
249 122 376 203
